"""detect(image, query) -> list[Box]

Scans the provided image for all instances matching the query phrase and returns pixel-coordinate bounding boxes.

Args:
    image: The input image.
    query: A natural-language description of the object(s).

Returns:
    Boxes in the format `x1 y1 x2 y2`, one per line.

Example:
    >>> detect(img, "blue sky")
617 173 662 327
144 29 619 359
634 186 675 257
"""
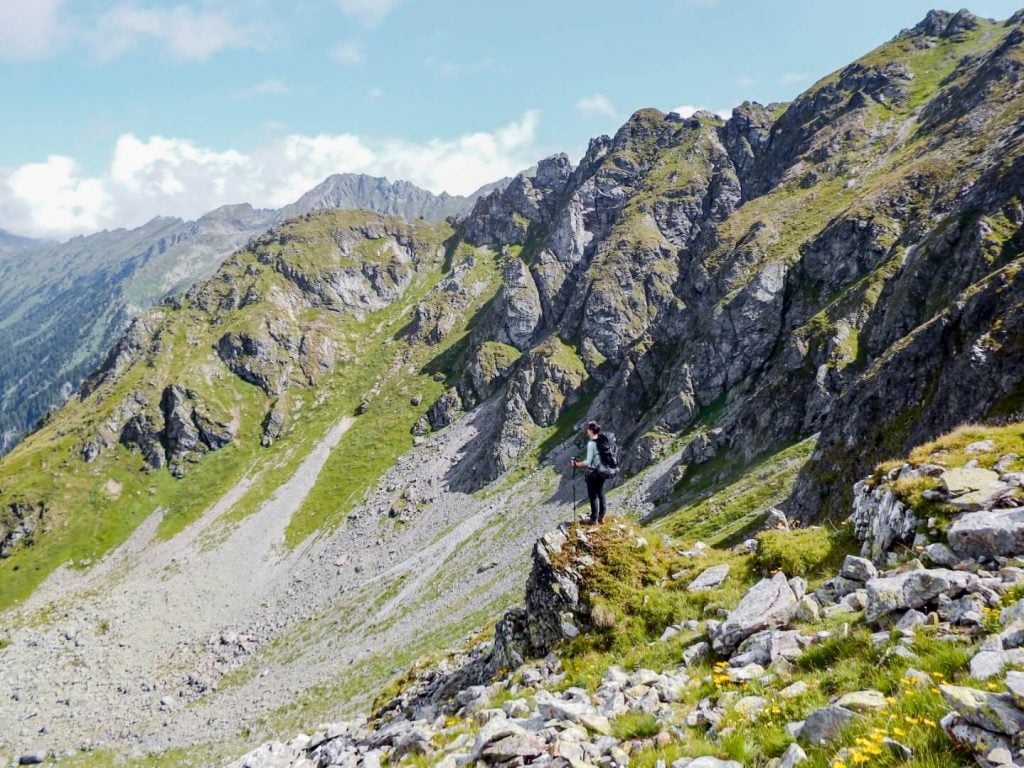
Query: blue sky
1 0 1021 239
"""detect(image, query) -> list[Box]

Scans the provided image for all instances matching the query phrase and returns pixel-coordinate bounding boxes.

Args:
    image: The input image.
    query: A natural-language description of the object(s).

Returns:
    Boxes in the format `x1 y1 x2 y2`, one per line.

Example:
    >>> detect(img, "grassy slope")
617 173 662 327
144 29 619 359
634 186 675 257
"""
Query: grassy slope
0 211 494 611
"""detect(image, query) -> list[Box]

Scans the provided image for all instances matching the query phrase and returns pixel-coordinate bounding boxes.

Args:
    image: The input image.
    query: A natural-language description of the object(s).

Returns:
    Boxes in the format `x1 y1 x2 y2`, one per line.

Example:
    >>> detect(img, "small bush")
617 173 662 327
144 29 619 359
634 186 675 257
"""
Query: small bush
612 711 661 740
755 526 834 576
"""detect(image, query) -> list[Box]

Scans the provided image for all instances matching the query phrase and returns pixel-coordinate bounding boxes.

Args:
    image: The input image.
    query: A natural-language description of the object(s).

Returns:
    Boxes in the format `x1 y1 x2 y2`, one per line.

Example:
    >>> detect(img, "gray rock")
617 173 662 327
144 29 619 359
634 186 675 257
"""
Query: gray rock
923 543 959 568
840 555 878 582
1006 671 1024 708
682 641 711 667
835 690 887 712
794 595 821 622
941 712 1012 758
789 577 807 601
895 609 927 631
864 568 977 621
710 572 798 653
481 732 546 760
882 738 913 760
850 483 918 563
986 747 1015 767
679 758 741 768
948 508 1024 559
18 756 45 767
940 684 1024 735
688 564 731 592
1001 598 1024 625
777 742 807 768
799 705 856 745
779 681 809 699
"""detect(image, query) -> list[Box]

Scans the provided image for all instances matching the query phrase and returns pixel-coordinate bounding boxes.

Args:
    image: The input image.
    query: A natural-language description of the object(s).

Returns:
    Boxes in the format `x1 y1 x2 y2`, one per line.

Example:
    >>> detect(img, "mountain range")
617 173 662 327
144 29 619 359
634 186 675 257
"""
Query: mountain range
0 7 1023 766
0 174 500 454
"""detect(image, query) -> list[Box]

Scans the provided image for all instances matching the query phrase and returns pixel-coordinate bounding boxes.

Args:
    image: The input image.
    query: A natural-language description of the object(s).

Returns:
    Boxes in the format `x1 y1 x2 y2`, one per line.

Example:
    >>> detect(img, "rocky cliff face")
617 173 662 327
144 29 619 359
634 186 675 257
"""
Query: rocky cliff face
409 9 1024 521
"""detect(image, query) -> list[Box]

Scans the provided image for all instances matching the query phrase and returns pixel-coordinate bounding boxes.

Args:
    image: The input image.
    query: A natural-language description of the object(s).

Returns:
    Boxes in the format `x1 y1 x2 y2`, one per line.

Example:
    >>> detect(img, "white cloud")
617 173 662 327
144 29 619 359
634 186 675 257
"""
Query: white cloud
332 41 365 66
0 111 543 239
0 0 64 59
368 86 384 100
232 78 290 100
779 72 809 85
672 105 732 120
736 76 757 88
336 0 397 23
93 3 257 62
5 156 110 235
576 94 616 118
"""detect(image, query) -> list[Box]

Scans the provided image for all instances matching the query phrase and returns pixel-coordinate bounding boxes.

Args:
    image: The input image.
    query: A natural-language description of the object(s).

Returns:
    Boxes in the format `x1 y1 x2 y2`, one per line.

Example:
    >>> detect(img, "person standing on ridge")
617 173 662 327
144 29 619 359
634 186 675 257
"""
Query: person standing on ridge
571 421 618 525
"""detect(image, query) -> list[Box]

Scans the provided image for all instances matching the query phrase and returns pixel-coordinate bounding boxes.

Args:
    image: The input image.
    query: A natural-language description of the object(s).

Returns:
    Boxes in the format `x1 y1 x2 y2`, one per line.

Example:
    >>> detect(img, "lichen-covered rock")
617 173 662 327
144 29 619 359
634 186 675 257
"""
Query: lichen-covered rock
799 705 856 746
948 508 1024 560
850 480 918 563
939 684 1024 736
864 568 978 622
710 572 798 654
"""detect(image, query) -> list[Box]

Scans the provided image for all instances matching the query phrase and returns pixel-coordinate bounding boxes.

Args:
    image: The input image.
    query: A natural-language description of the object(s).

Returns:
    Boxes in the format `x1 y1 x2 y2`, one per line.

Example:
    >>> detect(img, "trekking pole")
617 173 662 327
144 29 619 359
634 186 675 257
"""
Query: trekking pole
571 462 577 523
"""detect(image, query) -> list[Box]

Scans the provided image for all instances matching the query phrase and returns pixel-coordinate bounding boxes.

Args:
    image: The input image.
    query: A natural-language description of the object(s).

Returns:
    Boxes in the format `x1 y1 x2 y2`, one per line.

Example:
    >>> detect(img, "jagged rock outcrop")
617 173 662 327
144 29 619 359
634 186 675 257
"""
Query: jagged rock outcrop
0 501 46 558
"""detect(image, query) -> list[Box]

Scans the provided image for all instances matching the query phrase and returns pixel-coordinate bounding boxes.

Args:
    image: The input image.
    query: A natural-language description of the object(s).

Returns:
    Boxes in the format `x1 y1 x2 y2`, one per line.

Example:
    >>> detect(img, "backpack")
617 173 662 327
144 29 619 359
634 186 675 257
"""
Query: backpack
595 433 619 477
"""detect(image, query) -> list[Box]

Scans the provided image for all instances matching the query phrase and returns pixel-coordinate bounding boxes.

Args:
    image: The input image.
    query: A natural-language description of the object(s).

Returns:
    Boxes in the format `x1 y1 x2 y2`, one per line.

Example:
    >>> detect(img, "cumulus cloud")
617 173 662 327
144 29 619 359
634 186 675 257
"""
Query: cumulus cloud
576 94 616 118
0 111 543 239
336 0 397 23
672 104 732 120
92 3 258 61
0 0 64 59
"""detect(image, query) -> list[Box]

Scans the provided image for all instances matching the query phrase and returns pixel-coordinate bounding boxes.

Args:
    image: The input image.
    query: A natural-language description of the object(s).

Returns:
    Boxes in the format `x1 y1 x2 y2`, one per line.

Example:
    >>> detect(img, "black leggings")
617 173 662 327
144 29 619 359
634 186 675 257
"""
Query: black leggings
586 472 607 522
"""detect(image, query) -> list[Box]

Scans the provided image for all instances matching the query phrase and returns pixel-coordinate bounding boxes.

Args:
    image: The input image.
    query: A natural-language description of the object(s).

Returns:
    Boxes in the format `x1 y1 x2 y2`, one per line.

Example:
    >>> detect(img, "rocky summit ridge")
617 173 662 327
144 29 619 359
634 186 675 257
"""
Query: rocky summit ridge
1 6 1024 768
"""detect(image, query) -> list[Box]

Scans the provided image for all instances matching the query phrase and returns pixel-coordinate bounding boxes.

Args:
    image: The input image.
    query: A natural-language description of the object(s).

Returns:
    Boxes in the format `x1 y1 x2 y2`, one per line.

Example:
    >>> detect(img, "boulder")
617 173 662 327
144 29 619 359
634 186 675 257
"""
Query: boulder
940 684 1024 735
688 564 731 592
940 467 1002 496
864 568 977 621
683 641 711 666
948 508 1024 559
941 712 1012 759
710 572 798 654
835 690 887 712
850 483 918 563
481 733 546 760
800 705 856 745
839 555 878 582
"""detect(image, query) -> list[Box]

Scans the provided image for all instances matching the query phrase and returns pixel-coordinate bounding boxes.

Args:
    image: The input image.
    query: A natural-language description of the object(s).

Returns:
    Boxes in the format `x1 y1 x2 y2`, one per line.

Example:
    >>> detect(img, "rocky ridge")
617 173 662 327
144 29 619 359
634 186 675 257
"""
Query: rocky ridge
0 174 498 457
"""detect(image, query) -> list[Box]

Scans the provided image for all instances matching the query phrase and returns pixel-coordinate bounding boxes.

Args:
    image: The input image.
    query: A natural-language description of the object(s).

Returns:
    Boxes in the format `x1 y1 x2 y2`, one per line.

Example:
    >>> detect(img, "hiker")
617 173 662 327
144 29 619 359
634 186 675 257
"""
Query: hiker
570 421 618 524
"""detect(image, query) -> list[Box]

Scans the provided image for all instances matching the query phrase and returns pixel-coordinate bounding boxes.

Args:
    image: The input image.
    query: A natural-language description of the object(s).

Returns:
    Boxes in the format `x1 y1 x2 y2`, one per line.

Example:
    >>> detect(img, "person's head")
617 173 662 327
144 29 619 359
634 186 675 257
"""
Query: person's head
585 421 601 439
